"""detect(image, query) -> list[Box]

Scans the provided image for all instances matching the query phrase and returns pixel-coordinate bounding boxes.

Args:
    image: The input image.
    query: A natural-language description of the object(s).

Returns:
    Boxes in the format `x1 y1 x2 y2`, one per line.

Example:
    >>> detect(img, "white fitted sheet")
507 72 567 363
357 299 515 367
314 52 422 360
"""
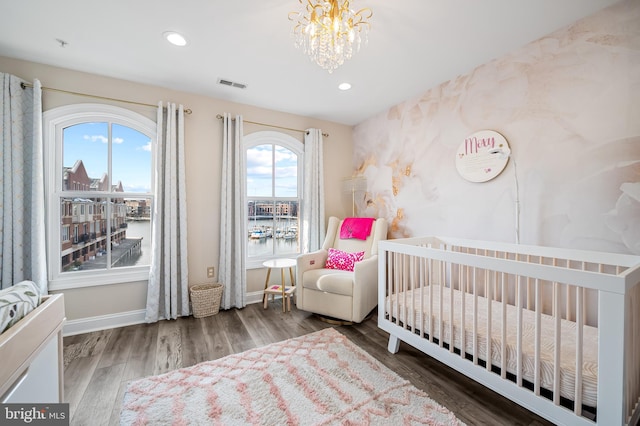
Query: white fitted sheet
386 285 598 407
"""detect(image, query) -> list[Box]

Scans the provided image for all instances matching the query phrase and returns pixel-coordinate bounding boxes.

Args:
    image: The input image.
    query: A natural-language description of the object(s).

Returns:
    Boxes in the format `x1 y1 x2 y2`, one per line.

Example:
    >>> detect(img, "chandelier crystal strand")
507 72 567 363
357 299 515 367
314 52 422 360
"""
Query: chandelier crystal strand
289 0 371 73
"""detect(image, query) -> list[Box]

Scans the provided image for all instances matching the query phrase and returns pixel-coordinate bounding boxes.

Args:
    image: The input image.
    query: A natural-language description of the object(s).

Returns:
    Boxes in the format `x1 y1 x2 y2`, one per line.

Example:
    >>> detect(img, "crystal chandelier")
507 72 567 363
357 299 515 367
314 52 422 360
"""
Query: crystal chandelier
289 0 372 73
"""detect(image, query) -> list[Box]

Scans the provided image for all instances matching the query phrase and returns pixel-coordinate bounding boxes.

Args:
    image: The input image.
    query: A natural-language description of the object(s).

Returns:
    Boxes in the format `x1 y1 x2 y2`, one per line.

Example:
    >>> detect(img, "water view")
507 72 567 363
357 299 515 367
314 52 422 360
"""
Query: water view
118 219 151 267
247 218 299 258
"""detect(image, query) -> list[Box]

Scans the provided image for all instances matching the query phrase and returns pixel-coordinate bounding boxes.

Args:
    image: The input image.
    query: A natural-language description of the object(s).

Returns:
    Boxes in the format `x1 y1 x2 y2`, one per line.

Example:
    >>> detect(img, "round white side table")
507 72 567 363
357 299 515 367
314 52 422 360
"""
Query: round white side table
262 258 296 313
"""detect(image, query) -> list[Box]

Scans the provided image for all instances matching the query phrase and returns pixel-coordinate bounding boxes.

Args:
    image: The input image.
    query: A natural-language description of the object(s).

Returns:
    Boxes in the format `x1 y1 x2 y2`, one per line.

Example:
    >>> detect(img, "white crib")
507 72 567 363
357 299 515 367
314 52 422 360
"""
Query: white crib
377 237 640 426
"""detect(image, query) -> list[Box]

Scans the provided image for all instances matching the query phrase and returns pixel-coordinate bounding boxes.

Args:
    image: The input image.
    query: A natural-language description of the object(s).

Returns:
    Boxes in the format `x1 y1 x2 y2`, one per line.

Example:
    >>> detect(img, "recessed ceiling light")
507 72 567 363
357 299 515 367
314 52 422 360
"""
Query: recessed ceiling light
163 31 187 47
338 82 352 91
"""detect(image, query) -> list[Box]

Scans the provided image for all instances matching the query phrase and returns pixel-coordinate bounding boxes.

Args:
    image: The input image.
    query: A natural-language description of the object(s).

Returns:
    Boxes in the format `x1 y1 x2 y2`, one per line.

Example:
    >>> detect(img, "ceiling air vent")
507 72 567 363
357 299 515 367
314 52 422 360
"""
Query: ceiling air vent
217 78 247 89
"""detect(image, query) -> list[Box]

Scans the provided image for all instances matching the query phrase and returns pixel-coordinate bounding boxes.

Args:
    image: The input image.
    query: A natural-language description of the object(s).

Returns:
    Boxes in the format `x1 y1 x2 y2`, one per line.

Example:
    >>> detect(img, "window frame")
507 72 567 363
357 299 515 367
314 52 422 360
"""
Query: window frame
44 103 156 290
243 131 304 269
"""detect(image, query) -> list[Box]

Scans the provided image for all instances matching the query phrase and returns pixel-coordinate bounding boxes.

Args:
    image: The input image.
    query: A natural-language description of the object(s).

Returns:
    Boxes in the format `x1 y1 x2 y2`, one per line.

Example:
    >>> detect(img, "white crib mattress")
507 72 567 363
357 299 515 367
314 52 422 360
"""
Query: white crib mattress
386 285 598 407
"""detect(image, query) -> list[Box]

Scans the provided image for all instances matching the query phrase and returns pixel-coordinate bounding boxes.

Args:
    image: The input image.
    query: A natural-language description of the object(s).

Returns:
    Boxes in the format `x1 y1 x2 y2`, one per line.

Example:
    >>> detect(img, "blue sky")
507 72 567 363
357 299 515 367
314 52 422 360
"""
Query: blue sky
64 125 297 197
63 122 152 193
246 144 298 197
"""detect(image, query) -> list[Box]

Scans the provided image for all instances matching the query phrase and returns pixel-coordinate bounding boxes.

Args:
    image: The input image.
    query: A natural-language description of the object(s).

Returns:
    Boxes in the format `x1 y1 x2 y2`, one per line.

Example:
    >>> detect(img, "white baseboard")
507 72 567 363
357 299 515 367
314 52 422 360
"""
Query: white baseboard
246 290 266 305
63 309 147 336
63 291 283 336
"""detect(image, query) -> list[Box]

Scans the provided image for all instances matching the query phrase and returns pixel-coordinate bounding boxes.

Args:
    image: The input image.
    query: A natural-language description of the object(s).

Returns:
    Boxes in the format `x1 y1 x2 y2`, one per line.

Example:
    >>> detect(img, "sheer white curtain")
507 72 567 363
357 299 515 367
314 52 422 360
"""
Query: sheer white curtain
218 113 246 309
0 74 47 292
146 102 189 322
302 129 325 253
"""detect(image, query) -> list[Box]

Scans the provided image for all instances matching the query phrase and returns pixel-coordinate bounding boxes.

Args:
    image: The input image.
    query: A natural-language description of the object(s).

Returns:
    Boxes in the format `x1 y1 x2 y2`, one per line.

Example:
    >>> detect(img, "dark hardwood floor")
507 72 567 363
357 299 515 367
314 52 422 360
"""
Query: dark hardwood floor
63 301 553 426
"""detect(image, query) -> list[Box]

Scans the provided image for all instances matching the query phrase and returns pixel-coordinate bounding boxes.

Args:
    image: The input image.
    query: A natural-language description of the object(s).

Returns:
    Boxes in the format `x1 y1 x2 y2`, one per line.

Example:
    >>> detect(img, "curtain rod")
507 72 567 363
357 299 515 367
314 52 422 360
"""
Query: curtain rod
20 82 192 114
216 114 329 138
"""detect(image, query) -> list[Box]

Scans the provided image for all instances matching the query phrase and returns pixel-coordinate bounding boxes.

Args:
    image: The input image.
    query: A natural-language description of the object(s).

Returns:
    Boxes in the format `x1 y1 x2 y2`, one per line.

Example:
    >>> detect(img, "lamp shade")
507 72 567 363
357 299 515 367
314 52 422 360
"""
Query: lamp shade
342 176 367 194
342 176 367 216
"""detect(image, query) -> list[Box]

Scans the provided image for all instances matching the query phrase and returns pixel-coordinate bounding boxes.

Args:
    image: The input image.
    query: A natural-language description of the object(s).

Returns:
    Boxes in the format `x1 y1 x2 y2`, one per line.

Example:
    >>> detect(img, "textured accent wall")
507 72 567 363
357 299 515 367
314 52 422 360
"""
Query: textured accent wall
353 0 640 254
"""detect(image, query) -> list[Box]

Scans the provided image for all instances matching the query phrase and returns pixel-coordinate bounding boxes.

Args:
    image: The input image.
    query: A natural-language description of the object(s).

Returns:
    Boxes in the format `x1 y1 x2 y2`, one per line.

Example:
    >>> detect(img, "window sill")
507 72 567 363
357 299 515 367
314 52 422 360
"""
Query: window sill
48 267 150 291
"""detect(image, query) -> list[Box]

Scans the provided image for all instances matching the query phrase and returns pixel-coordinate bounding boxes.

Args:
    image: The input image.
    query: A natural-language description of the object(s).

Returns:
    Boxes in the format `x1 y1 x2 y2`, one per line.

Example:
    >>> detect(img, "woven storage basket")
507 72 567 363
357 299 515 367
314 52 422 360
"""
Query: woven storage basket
190 283 223 318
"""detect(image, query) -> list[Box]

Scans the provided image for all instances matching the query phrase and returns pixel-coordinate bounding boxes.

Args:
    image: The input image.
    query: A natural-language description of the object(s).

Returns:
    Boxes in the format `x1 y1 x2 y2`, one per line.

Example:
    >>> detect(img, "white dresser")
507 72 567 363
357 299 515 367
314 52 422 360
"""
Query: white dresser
0 294 65 403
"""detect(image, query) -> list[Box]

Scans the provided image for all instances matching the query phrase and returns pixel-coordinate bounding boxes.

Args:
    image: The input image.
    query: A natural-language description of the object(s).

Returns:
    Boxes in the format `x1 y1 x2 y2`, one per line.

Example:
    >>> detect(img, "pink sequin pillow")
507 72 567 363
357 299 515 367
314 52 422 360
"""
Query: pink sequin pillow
325 248 365 272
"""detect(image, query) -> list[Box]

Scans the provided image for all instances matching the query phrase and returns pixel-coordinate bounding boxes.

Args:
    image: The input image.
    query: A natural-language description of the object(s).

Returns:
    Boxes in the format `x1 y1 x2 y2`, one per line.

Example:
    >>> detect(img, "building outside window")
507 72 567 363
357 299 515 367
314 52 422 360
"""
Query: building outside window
44 104 156 289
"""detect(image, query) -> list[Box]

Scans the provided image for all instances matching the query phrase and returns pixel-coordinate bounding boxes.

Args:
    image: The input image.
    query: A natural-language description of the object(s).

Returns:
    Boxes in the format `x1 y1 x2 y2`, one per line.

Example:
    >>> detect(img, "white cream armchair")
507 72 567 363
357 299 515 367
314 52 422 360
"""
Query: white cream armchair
296 216 388 323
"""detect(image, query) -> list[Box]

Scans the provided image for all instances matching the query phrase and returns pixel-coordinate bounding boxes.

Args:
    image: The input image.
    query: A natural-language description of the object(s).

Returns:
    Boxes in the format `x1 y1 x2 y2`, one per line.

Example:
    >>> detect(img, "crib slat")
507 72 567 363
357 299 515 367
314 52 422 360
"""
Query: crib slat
465 261 470 293
404 254 408 324
516 273 523 387
450 259 455 354
473 265 478 365
398 253 403 325
394 252 398 326
461 260 466 359
392 250 395 324
535 278 541 396
439 258 444 348
575 285 584 416
397 253 402 325
527 254 533 310
388 251 392 324
553 281 561 405
486 268 492 373
501 271 507 379
552 259 557 318
420 256 425 338
566 280 573 322
429 257 434 343
410 254 415 334
389 251 393 325
494 257 499 302
403 253 408 327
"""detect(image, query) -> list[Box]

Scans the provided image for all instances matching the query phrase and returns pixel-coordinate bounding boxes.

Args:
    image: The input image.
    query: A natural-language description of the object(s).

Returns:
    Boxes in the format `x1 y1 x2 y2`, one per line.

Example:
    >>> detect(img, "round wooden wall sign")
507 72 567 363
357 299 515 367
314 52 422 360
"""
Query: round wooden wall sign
455 130 510 182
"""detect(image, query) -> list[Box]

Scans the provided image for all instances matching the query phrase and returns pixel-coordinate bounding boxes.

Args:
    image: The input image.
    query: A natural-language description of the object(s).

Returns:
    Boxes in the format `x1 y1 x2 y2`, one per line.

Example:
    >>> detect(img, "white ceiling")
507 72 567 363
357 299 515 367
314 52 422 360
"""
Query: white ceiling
0 0 621 125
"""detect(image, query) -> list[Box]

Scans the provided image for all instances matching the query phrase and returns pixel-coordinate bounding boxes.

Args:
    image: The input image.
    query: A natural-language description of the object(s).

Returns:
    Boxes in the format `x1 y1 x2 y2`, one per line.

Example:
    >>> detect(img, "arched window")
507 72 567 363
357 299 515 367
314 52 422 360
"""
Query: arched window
244 131 303 268
44 104 155 289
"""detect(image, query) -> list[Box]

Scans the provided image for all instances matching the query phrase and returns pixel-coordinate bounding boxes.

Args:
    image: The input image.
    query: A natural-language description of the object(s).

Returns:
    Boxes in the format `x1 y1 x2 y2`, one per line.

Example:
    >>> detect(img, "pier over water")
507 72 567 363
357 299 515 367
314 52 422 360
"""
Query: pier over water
78 237 144 270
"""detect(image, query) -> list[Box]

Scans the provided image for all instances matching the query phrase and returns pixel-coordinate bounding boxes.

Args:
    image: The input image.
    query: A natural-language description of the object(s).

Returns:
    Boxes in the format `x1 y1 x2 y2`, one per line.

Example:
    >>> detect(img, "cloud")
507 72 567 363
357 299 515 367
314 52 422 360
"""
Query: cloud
275 165 297 178
84 134 108 143
247 146 297 176
123 183 152 193
246 146 272 168
82 135 124 144
246 145 299 197
247 166 272 176
274 146 297 162
140 141 152 152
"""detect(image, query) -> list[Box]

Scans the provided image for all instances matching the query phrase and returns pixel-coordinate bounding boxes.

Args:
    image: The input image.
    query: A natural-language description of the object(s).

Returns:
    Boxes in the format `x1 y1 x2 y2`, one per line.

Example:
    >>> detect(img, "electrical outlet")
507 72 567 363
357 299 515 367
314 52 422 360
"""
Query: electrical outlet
207 266 215 278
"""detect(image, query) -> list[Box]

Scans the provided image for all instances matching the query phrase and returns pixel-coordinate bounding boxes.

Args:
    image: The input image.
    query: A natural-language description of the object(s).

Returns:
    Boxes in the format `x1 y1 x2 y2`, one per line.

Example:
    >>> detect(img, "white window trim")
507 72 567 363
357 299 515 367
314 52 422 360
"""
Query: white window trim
243 131 304 269
44 103 156 290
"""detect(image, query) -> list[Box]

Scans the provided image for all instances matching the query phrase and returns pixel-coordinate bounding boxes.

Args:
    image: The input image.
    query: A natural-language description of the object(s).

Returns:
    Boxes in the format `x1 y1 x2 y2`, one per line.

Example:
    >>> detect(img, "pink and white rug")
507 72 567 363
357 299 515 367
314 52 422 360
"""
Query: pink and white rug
120 328 464 425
